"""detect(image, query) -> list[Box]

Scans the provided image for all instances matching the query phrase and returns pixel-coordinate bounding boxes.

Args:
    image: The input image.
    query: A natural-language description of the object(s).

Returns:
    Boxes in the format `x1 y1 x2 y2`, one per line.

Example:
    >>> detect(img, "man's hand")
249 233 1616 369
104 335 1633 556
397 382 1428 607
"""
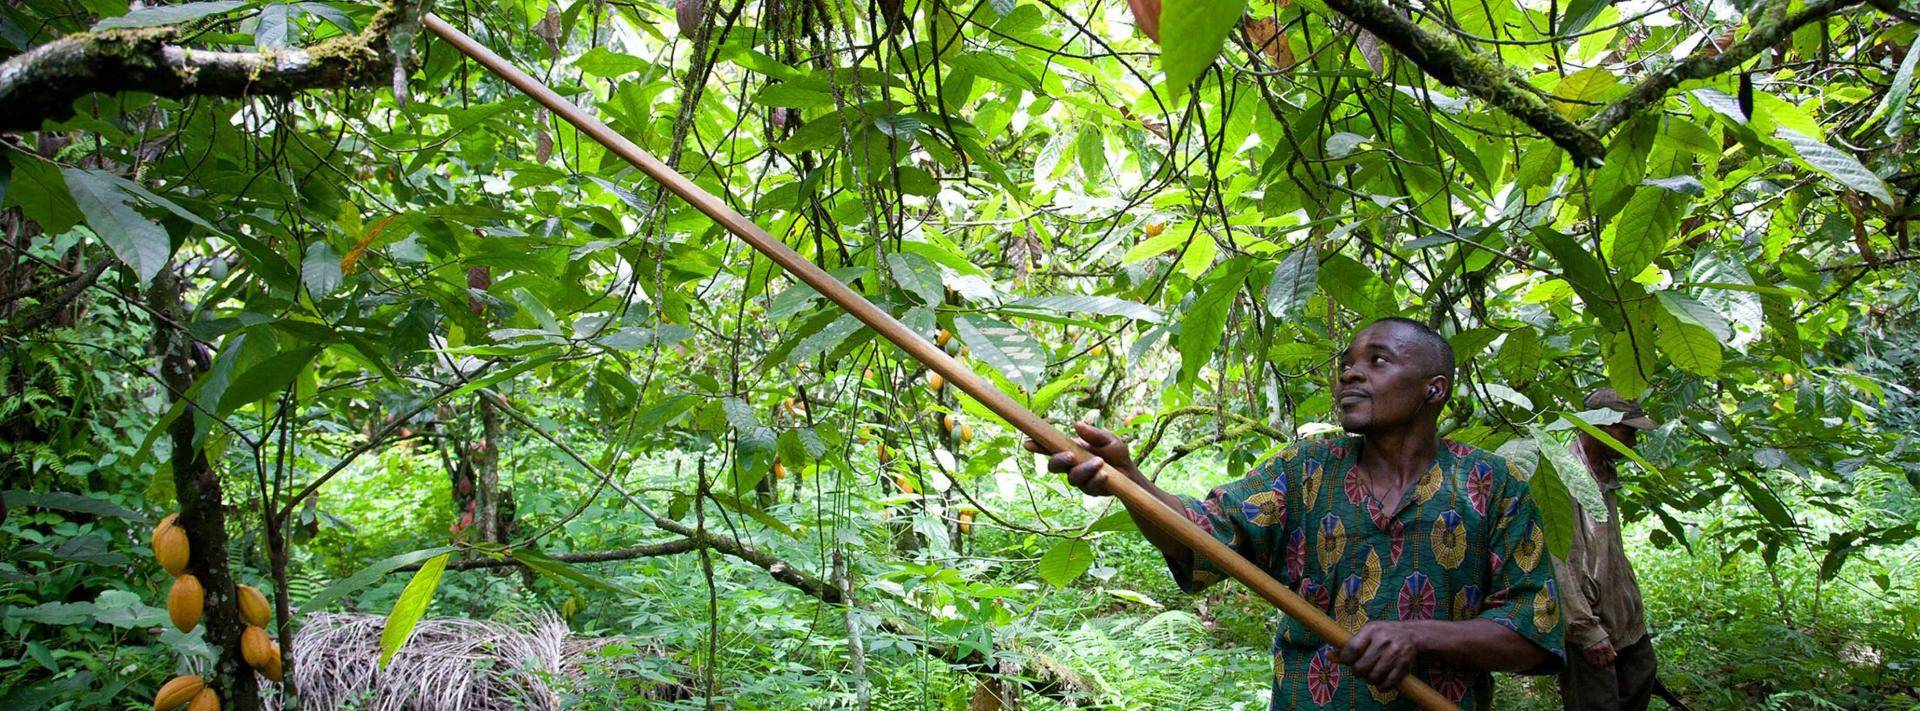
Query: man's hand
1337 622 1424 690
1021 422 1138 496
1582 639 1616 668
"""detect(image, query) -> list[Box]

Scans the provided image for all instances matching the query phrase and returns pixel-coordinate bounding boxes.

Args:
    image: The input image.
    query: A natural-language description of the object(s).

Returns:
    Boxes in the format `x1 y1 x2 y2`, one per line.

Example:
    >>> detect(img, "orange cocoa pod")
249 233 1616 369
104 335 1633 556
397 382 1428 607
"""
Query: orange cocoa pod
151 513 189 576
236 583 272 628
186 688 219 711
167 574 204 633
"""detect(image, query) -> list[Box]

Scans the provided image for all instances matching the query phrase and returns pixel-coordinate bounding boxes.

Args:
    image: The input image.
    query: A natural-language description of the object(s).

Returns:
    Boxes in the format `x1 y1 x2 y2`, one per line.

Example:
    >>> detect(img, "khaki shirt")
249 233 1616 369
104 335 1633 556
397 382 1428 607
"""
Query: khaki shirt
1556 446 1648 650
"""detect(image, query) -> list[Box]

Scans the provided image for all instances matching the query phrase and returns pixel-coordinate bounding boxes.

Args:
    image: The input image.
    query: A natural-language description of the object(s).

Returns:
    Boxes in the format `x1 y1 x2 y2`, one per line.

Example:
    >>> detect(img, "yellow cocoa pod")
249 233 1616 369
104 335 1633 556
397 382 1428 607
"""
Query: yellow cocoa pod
186 688 219 711
1145 221 1166 237
959 424 975 443
260 649 284 682
941 413 959 433
151 513 189 576
893 474 916 495
876 443 892 465
236 583 271 628
772 461 787 479
168 574 204 633
927 373 945 393
935 329 952 347
152 675 204 710
242 625 276 669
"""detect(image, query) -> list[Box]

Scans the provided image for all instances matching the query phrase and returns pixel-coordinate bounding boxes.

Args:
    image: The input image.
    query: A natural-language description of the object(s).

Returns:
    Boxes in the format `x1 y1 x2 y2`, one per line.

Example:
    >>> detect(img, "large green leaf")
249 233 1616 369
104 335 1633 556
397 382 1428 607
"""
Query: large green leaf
955 315 1048 391
512 548 640 595
216 344 320 414
1315 253 1391 319
380 552 450 668
302 547 457 612
64 168 172 285
1604 330 1653 401
1655 309 1721 376
1524 443 1576 560
1608 187 1686 278
1654 290 1731 342
1006 295 1166 324
3 151 81 235
1533 426 1608 526
1263 248 1317 319
1159 0 1246 92
93 0 249 29
1774 128 1894 205
1178 267 1245 383
1036 539 1095 587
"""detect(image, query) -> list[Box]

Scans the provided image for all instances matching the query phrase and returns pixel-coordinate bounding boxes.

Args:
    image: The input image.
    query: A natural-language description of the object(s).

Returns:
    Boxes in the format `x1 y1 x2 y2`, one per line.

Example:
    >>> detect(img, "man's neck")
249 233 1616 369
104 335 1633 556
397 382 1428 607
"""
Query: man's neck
1356 422 1440 486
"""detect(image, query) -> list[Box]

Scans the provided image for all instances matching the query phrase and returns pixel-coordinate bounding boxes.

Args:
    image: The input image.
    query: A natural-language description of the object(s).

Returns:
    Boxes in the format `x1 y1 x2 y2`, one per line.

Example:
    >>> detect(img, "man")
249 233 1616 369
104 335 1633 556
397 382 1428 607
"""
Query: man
1557 389 1660 710
1028 318 1564 709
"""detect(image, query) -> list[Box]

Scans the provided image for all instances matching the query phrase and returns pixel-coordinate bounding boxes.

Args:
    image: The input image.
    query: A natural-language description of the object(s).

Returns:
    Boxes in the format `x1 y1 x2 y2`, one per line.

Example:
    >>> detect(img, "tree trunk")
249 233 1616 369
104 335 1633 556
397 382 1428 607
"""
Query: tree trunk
147 267 263 710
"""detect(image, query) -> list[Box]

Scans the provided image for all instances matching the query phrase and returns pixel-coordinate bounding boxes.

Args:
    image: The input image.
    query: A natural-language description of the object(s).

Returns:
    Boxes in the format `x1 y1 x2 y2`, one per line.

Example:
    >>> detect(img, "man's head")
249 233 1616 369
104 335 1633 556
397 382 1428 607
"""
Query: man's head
1579 388 1656 465
1335 318 1455 434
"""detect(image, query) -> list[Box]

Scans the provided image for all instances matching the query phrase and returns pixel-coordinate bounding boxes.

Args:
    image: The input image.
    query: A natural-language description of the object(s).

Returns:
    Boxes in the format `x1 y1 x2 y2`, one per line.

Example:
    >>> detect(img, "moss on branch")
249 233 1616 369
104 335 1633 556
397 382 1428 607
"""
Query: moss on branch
0 5 400 132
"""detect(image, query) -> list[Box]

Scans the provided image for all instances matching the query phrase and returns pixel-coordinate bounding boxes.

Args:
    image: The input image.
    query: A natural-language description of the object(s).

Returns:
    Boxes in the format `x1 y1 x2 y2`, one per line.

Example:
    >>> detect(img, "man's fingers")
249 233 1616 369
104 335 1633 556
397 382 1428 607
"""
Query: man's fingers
1021 439 1045 454
1074 421 1114 447
1047 452 1080 473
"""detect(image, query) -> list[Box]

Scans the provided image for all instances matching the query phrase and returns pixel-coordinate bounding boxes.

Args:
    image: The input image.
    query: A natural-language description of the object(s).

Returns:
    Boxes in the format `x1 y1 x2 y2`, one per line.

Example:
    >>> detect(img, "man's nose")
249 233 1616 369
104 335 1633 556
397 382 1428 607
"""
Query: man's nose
1339 364 1361 384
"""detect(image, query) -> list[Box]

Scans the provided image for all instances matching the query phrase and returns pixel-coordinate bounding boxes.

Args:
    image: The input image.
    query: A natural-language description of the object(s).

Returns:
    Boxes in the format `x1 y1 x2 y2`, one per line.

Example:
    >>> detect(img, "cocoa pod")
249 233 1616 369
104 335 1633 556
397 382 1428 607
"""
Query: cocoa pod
151 513 190 577
242 625 277 669
152 675 204 710
236 583 272 628
186 688 219 711
167 574 204 632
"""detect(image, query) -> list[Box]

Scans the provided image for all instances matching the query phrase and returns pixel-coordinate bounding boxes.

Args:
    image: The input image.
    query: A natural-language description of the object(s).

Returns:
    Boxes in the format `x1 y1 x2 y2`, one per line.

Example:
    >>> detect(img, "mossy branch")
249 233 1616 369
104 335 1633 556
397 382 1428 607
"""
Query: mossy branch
1318 0 1608 165
1581 0 1873 137
0 7 400 132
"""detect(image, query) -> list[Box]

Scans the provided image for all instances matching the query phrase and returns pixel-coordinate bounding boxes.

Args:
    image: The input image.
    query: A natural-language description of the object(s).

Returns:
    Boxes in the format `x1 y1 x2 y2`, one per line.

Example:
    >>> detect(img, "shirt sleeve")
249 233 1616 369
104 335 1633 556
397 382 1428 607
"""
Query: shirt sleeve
1475 463 1568 675
1555 506 1611 650
1166 450 1297 594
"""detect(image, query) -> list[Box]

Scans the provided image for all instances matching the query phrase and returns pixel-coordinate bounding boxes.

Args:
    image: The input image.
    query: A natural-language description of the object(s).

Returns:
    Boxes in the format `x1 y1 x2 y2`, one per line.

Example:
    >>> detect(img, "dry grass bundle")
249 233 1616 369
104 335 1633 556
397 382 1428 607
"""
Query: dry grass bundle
283 611 679 710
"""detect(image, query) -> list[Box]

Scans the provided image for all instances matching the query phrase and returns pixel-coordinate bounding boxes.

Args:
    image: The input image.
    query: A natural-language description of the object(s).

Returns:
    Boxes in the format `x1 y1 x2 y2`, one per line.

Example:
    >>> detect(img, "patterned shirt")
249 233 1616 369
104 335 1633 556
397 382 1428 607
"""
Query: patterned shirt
1168 435 1566 709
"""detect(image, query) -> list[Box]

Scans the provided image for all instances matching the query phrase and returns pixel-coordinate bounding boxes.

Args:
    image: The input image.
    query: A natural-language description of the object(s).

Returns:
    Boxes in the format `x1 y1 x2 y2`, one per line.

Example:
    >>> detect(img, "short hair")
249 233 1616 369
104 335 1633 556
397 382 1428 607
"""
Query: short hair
1362 317 1455 381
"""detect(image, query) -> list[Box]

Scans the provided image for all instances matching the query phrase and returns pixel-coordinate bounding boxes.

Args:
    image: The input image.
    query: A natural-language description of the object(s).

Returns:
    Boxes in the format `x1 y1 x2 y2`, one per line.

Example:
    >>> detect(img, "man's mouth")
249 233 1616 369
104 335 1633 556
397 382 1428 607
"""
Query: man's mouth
1337 391 1369 406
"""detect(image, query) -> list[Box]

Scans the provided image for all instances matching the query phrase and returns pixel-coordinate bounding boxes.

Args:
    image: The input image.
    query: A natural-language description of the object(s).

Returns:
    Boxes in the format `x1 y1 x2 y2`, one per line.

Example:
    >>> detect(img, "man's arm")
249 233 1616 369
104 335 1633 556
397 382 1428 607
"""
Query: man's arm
1338 618 1550 689
1556 513 1616 667
1025 422 1197 568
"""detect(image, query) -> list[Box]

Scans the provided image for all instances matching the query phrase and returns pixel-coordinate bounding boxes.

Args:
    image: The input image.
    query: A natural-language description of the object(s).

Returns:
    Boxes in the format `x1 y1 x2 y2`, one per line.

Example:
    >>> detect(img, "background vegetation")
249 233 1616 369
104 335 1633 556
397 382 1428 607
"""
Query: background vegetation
2 0 1918 707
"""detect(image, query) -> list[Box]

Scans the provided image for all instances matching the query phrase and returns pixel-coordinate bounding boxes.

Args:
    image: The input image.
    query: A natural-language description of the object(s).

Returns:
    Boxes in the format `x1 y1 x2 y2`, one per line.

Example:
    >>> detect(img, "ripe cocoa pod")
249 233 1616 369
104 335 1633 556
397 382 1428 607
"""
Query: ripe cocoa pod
152 675 204 710
186 688 219 711
960 424 975 443
242 625 276 669
935 329 952 347
772 462 787 480
675 0 703 39
261 649 284 682
927 373 945 393
941 413 959 433
168 574 204 632
151 513 189 576
236 584 271 628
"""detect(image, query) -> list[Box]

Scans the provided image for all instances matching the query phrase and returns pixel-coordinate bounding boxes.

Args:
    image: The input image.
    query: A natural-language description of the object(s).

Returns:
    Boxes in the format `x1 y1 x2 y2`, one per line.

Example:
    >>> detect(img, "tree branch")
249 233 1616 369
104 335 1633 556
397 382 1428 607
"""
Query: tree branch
1582 0 1873 137
1318 0 1608 164
0 9 399 132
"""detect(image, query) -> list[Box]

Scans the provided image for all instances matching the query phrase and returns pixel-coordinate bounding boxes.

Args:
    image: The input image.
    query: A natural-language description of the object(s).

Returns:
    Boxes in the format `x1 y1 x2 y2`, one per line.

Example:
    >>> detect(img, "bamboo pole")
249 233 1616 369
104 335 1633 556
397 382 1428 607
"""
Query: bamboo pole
420 14 1458 711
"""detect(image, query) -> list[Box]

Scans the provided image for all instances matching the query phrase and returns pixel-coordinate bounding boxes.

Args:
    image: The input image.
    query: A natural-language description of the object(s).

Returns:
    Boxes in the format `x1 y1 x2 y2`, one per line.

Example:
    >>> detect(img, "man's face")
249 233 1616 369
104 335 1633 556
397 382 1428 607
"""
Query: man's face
1334 323 1442 434
1581 423 1639 464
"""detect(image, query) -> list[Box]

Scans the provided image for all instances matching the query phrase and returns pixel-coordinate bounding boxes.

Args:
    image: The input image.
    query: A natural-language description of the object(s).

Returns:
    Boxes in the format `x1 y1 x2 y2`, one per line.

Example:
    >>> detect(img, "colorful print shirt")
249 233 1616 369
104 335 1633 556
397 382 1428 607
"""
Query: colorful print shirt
1168 435 1566 709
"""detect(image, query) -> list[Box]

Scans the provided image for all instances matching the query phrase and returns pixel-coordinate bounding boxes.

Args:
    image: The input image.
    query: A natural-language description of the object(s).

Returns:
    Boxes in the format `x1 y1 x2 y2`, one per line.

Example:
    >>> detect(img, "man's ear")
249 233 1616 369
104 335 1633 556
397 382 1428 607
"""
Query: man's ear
1425 376 1449 404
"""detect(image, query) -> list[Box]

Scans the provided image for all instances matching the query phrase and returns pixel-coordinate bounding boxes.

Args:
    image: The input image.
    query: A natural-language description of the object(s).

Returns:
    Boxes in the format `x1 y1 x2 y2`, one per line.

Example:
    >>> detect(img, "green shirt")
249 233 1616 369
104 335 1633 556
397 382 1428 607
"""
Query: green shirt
1169 435 1566 709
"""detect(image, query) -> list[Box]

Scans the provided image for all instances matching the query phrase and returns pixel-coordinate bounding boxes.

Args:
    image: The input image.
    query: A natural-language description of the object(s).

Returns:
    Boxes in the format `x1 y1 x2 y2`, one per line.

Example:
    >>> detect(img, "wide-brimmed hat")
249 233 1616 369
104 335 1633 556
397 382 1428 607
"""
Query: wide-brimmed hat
1584 388 1657 430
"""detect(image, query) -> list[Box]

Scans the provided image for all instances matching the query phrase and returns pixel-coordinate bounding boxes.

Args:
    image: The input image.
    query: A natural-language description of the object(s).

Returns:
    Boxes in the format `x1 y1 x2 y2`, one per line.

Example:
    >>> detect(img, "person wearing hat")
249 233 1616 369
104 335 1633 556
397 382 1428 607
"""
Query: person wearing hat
1557 388 1660 710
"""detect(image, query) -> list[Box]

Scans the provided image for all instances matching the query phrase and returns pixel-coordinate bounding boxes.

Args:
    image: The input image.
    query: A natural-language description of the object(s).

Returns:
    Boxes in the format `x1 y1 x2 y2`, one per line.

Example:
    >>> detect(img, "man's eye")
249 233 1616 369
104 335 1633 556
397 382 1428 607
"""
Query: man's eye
1372 355 1387 365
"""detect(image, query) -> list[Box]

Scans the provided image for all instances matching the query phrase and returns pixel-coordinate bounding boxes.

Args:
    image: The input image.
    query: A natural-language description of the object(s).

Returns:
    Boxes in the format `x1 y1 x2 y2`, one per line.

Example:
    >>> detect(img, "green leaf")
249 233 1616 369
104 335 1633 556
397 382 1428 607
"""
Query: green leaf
1604 330 1653 401
1608 187 1685 278
511 548 640 595
1263 249 1316 319
1533 426 1608 526
1554 412 1666 477
1655 290 1731 342
1 491 145 522
955 315 1047 391
3 151 81 234
573 47 652 77
1121 223 1191 263
1006 295 1166 324
1552 67 1620 116
1178 267 1244 383
1528 455 1575 560
1315 253 1391 319
253 3 292 48
1497 328 1543 382
1558 0 1611 35
1448 328 1500 362
302 546 456 612
1159 0 1247 92
1036 538 1095 587
445 354 558 400
217 345 320 414
1654 309 1721 376
787 313 866 365
380 552 450 669
885 252 945 306
1774 127 1894 206
64 168 172 285
1871 35 1920 137
93 0 249 29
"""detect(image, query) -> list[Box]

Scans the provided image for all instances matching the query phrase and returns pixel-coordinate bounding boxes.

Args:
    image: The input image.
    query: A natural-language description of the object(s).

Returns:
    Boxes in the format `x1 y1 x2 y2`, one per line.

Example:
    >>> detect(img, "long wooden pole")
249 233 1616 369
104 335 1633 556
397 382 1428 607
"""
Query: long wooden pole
421 14 1457 710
